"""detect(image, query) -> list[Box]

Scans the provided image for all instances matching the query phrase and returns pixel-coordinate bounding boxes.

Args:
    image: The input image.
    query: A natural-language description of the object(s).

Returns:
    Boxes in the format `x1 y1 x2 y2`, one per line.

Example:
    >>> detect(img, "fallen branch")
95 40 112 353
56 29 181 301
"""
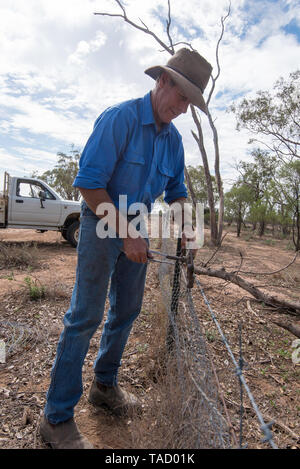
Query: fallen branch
247 301 300 337
271 319 300 339
225 397 299 442
246 300 259 318
194 266 300 317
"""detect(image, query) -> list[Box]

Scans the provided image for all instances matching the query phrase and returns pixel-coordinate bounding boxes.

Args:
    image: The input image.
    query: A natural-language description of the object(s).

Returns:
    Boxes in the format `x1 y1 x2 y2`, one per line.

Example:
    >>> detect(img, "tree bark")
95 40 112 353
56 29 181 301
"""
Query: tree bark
191 107 218 245
184 166 198 208
259 220 265 237
272 319 300 339
206 108 224 245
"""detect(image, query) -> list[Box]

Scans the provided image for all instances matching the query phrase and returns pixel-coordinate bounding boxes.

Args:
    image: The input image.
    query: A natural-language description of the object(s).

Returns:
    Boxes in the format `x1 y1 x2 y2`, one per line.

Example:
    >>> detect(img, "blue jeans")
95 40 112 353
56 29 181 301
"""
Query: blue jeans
44 202 148 424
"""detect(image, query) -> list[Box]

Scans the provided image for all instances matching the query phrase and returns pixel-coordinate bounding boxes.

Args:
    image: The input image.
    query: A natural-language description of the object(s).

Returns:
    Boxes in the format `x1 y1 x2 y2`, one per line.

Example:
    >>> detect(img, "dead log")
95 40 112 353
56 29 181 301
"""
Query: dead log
271 319 300 339
194 266 300 317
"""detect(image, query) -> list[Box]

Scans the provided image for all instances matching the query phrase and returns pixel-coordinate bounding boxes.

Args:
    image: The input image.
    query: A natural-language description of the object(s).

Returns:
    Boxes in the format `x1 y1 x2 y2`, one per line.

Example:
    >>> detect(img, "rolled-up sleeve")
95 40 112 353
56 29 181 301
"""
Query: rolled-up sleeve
164 143 188 204
73 107 128 189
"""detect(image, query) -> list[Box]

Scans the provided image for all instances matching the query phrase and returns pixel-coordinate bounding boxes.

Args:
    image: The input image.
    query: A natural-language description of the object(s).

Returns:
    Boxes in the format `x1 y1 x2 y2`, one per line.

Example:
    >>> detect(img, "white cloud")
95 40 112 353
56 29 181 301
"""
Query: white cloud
0 148 27 185
13 147 58 164
68 31 107 65
0 0 299 189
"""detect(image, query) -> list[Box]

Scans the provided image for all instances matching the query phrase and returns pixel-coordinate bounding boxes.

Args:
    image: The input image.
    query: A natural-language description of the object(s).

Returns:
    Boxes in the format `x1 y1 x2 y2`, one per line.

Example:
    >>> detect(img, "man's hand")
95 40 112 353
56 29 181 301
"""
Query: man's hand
79 187 152 264
123 236 151 264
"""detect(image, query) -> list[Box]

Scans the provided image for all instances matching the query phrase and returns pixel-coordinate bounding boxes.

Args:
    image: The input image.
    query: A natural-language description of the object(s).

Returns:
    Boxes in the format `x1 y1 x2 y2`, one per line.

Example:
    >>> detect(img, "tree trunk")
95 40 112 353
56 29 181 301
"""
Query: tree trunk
292 191 300 251
258 221 265 237
207 108 224 245
237 219 242 237
191 106 218 245
236 221 241 237
184 166 198 209
237 203 242 237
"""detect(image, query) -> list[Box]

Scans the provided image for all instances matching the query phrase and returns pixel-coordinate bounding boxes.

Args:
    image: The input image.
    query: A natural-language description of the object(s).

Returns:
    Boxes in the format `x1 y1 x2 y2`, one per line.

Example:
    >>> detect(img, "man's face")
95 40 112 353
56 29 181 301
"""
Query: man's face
153 73 191 127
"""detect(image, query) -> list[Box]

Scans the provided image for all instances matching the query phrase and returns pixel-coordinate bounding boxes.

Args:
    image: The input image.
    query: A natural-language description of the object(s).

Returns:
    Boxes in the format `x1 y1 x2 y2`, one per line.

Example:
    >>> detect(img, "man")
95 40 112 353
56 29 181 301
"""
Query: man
39 48 212 449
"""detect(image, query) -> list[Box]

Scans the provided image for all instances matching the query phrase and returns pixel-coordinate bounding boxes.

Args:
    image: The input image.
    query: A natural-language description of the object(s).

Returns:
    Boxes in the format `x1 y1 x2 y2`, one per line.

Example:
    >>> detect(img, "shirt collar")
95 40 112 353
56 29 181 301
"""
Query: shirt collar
142 91 171 135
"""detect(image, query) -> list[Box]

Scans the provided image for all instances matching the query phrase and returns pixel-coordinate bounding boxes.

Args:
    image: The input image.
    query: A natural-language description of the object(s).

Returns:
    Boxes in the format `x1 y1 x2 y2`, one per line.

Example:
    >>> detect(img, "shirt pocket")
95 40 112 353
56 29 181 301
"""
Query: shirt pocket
113 150 145 193
153 162 175 199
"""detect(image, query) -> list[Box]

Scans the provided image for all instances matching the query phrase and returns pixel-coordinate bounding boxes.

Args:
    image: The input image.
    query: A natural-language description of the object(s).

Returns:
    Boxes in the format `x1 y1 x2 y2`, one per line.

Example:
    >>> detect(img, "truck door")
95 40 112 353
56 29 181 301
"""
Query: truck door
9 179 62 226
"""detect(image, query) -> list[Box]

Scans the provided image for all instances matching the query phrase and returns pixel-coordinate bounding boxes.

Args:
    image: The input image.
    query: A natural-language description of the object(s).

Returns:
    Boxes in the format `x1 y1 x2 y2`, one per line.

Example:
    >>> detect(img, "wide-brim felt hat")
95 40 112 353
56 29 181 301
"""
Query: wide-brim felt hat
144 48 212 114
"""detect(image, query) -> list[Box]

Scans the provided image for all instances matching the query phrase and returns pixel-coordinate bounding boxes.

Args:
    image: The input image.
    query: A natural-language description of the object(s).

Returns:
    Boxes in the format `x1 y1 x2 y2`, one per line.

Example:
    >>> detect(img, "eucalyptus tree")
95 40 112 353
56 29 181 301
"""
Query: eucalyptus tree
231 70 300 163
33 148 81 201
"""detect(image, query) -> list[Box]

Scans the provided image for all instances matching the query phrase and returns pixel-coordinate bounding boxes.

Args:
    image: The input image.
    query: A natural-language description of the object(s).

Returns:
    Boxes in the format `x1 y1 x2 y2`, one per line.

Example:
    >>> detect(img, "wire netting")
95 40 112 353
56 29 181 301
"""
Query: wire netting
158 236 232 449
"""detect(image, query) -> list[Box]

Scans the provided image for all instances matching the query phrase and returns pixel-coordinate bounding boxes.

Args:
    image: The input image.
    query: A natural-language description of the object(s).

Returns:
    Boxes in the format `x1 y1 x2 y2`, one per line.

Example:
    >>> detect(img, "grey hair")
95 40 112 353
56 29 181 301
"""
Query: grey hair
155 70 176 87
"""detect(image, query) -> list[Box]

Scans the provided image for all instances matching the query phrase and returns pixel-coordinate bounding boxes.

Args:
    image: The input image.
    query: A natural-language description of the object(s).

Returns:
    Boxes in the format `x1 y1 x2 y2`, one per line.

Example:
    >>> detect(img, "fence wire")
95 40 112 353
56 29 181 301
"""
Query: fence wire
157 229 279 449
194 277 278 449
0 321 39 359
158 237 232 449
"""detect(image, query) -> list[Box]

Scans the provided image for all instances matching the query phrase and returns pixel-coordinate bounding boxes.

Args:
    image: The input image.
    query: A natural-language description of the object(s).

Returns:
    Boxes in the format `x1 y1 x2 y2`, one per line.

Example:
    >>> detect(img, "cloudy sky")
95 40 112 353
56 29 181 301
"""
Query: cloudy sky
0 0 299 191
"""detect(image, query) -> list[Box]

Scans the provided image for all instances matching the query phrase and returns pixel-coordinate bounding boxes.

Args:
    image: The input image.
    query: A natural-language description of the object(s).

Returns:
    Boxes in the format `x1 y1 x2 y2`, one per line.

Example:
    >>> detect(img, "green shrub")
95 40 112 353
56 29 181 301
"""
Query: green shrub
24 276 46 301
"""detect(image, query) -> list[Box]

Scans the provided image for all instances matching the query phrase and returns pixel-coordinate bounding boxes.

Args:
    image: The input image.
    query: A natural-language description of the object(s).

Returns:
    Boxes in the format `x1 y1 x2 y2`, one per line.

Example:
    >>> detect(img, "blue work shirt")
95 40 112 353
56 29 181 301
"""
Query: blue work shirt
73 91 187 212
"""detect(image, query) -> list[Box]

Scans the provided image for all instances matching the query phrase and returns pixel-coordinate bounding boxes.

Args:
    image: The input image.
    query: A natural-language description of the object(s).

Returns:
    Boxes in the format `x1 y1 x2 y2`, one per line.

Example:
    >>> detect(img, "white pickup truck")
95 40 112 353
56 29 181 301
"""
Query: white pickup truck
0 172 81 247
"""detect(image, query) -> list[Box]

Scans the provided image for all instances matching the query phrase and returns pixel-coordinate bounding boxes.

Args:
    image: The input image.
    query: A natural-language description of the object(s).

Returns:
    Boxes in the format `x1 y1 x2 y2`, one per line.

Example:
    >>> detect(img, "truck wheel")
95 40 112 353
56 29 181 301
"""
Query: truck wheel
61 229 68 241
66 220 80 247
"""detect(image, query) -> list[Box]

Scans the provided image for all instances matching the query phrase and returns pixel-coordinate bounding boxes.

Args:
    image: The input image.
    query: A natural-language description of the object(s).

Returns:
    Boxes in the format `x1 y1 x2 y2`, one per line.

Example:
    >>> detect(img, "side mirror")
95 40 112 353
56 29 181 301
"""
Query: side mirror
38 190 46 209
38 190 46 201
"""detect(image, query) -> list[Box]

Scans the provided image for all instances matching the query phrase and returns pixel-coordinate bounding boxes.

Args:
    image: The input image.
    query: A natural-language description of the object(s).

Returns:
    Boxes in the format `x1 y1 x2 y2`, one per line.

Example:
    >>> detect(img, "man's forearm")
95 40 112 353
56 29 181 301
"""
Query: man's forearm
78 187 149 263
79 187 132 237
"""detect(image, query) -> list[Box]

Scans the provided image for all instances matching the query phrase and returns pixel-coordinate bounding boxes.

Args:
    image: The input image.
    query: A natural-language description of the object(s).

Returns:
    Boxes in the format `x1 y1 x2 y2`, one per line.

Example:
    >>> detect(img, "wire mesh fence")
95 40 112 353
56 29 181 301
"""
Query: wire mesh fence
156 227 279 449
158 236 232 449
0 321 38 359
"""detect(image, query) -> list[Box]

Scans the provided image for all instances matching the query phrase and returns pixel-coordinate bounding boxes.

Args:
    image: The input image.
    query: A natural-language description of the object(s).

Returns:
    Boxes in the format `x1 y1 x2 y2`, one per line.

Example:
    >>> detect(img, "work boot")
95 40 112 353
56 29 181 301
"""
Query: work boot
88 378 141 415
39 415 94 449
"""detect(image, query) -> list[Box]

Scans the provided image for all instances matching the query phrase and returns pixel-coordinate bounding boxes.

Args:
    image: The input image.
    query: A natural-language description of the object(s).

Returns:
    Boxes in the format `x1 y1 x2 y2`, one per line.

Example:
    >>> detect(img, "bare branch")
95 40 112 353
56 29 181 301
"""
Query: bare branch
115 0 126 16
206 1 231 107
184 166 198 208
94 0 174 55
202 232 228 267
171 41 197 51
166 0 175 54
238 251 299 276
139 17 150 31
233 251 245 275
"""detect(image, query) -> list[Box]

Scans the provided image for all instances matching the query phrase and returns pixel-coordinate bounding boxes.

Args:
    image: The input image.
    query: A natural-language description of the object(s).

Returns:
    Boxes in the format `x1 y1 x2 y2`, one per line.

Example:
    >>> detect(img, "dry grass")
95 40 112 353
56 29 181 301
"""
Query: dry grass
1 230 299 449
128 296 221 449
21 278 71 302
0 241 41 270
